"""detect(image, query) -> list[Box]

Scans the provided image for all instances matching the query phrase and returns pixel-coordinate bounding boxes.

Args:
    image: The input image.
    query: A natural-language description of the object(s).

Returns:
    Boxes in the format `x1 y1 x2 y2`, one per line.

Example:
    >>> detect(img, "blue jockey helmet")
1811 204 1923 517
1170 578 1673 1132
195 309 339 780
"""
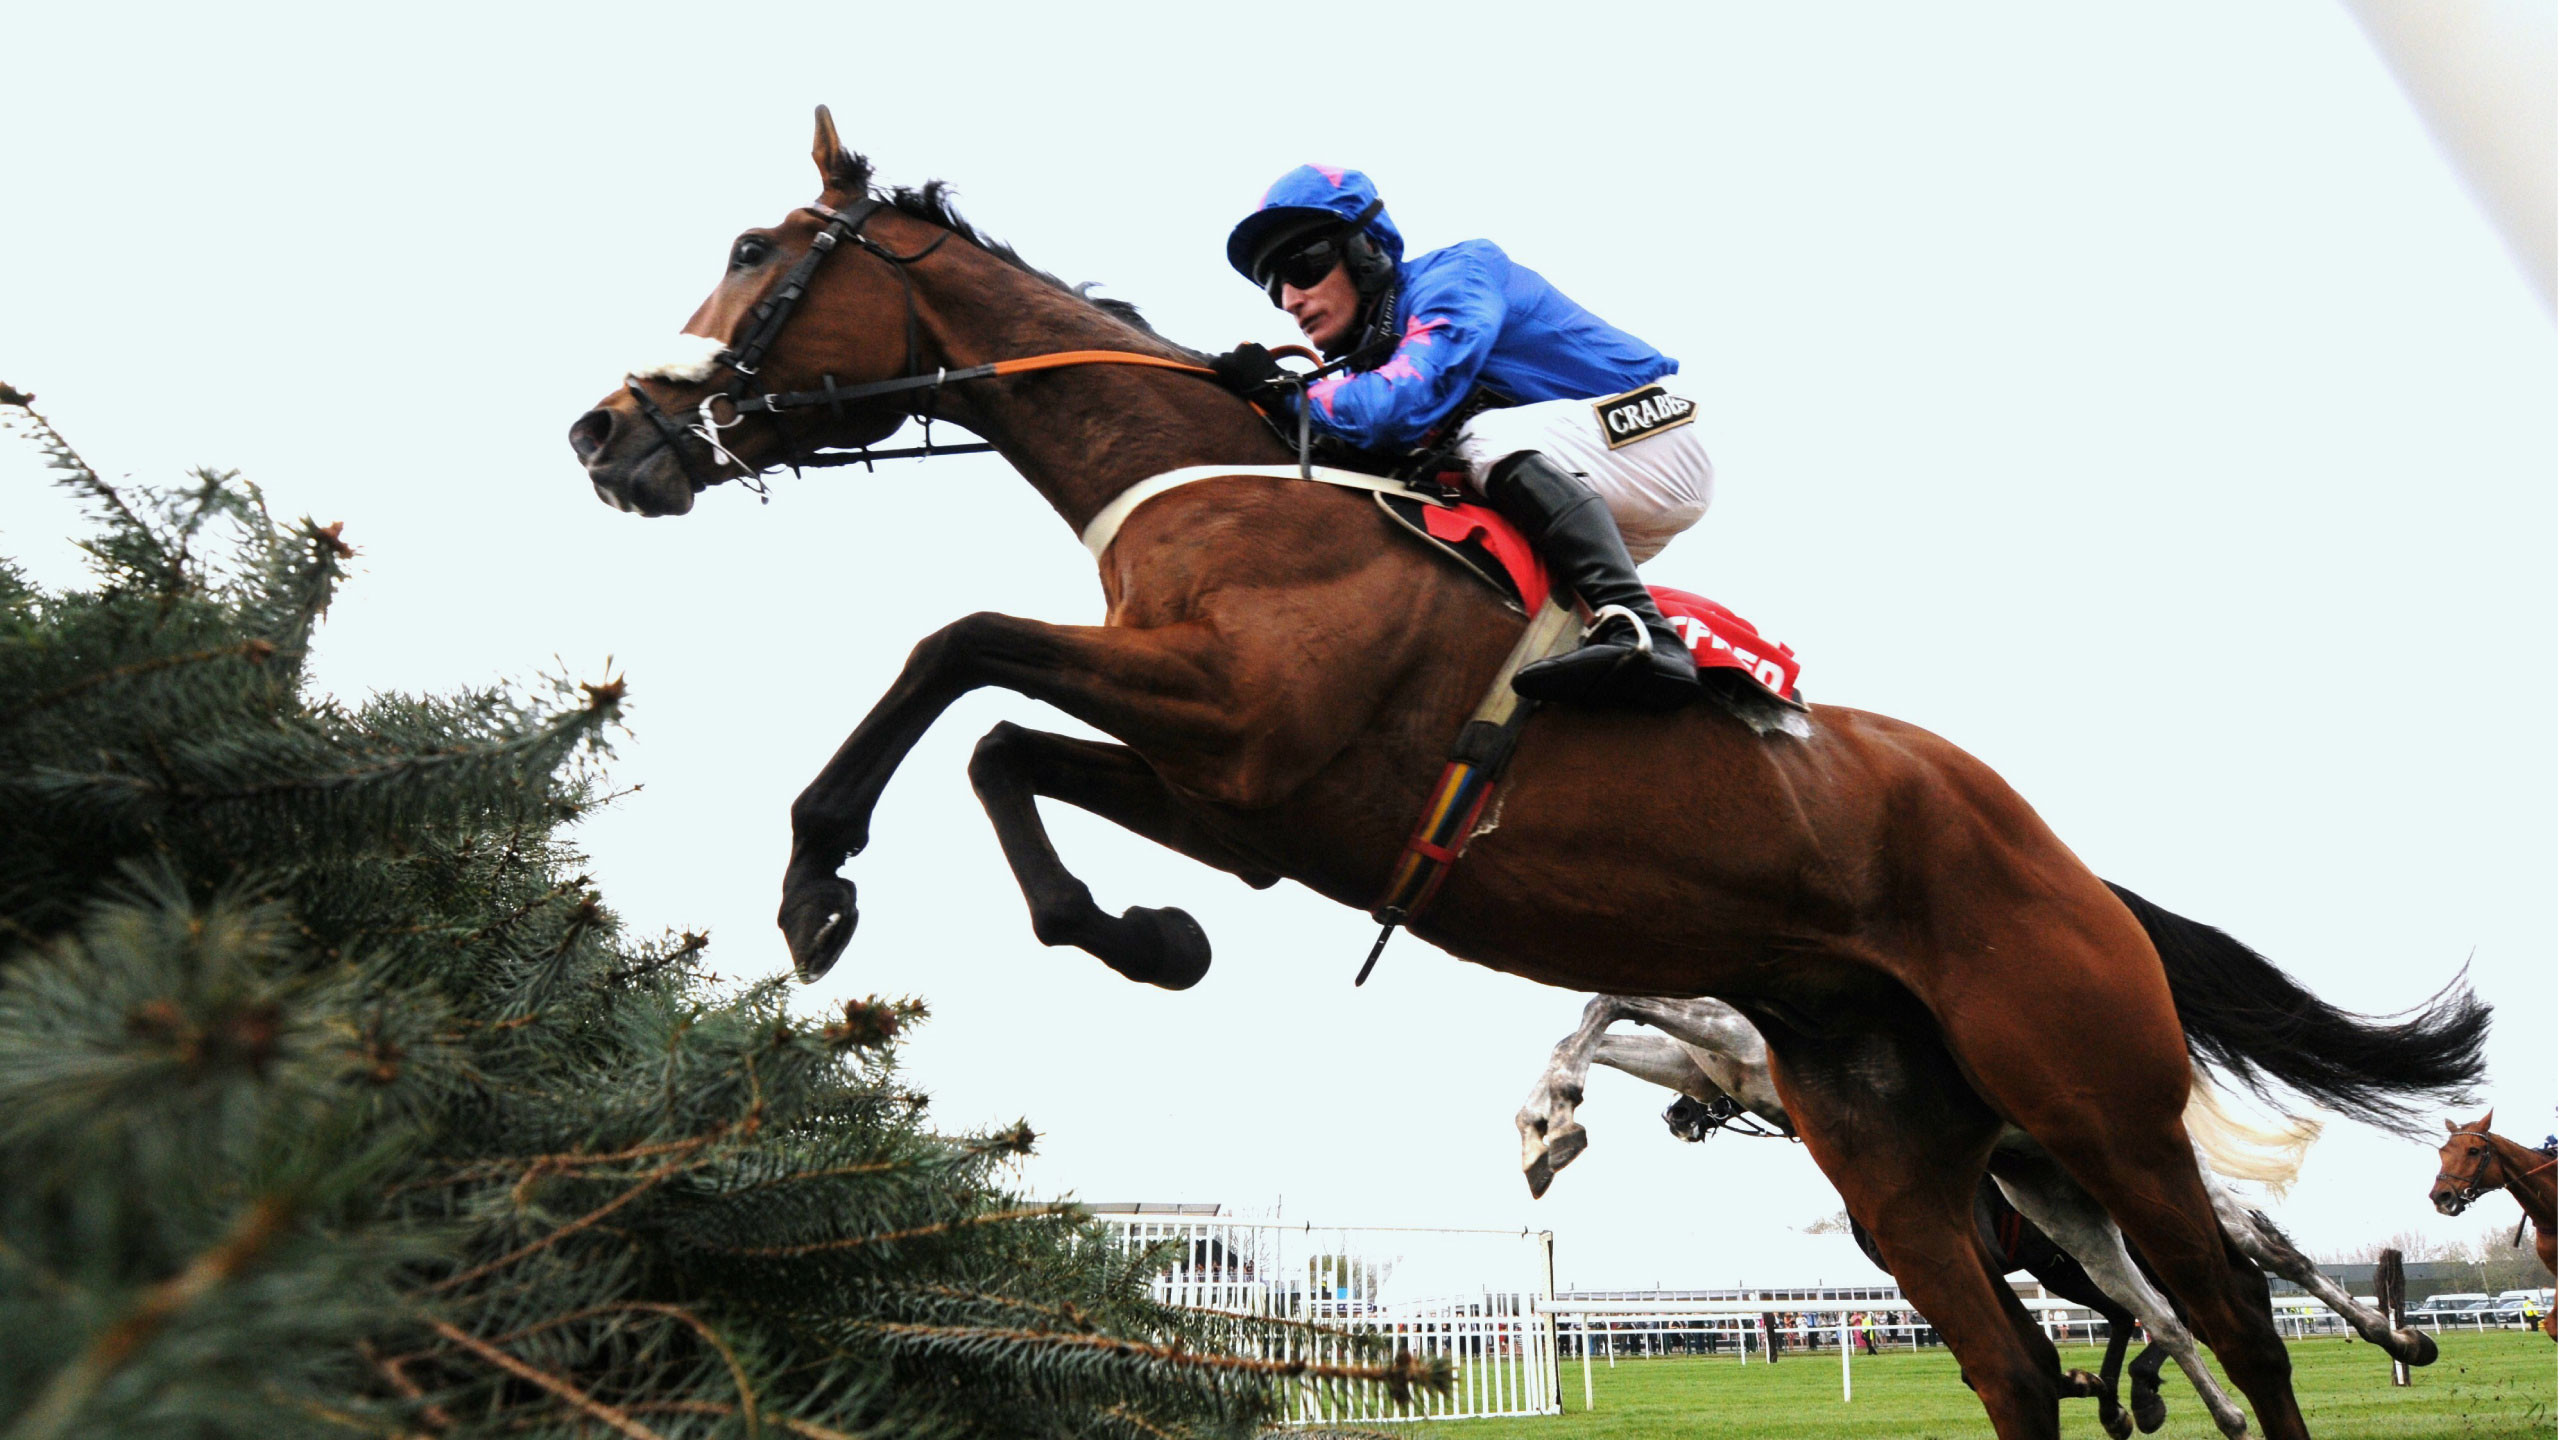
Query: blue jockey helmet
1226 165 1405 296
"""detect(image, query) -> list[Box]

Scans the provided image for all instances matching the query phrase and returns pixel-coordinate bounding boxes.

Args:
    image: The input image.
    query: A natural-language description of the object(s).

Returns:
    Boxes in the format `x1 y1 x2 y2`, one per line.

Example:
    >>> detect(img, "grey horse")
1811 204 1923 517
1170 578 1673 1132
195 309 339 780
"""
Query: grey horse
1519 995 2440 1438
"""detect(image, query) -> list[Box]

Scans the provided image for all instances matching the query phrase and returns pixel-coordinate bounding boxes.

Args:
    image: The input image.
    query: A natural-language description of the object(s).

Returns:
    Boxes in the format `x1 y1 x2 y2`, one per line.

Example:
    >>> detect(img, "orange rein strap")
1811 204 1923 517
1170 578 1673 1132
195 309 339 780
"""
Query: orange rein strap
728 347 1218 419
721 347 1238 469
986 350 1217 380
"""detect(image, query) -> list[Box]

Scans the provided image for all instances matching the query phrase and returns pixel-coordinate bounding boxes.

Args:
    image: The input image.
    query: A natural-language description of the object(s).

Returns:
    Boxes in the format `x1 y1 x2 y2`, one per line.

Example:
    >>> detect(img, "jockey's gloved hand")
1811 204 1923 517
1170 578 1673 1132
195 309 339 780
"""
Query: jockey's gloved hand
1206 343 1290 401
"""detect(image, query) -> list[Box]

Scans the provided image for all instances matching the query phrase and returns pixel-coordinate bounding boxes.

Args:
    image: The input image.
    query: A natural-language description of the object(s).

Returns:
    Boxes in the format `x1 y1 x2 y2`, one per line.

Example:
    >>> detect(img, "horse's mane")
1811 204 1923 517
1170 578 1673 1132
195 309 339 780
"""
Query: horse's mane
840 152 1175 345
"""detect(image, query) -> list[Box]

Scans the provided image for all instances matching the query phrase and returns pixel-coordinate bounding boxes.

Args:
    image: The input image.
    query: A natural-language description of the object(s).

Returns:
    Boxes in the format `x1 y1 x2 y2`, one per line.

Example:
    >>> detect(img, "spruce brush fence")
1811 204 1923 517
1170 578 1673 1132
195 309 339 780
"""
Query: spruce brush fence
0 386 1439 1440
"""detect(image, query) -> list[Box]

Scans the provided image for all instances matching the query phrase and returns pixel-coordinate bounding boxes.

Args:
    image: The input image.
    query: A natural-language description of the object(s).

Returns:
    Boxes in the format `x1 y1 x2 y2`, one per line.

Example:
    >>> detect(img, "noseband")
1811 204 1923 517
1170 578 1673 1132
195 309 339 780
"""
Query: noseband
621 197 1217 495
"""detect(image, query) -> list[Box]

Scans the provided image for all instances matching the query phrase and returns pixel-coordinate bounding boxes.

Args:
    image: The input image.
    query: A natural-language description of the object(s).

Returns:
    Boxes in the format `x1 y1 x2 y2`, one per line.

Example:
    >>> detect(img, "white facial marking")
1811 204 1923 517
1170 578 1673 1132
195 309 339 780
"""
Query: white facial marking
629 331 727 383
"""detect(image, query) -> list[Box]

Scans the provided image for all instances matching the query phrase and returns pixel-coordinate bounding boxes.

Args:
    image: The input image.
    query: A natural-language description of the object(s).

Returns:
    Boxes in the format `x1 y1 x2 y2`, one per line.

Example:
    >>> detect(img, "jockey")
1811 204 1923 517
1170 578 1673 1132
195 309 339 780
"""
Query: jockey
1211 164 1712 712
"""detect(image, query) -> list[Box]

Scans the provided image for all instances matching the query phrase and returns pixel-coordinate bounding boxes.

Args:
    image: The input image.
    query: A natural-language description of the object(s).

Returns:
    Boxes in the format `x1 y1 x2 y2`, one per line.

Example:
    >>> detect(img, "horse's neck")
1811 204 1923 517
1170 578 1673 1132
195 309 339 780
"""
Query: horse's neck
913 245 1291 537
2492 1134 2559 1223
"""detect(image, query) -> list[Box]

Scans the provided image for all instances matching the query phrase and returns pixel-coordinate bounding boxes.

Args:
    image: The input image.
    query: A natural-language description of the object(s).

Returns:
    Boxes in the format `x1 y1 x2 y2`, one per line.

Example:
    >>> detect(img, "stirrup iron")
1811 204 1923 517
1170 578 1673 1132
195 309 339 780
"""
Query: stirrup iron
1581 603 1654 655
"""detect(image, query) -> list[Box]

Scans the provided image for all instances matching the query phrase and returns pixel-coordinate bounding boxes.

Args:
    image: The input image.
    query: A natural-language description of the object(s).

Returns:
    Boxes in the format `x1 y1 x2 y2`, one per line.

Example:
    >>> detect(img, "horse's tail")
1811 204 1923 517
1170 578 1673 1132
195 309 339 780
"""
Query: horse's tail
2108 881 2491 1139
2184 1074 2322 1197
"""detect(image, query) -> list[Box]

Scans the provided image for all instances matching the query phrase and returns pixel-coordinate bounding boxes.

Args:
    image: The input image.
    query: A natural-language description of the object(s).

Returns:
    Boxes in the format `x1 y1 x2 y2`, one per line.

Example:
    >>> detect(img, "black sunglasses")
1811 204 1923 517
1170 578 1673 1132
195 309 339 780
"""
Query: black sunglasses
1259 235 1347 304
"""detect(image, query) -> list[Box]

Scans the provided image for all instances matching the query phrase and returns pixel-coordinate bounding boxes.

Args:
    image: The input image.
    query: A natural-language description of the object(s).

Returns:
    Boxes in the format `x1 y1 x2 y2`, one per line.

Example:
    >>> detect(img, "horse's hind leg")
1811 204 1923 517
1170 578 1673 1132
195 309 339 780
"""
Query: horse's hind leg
965 722 1276 990
2214 1187 2436 1365
1922 898 2307 1440
1992 1192 2138 1440
1990 1147 2250 1437
2010 1119 2300 1438
1760 1014 2064 1440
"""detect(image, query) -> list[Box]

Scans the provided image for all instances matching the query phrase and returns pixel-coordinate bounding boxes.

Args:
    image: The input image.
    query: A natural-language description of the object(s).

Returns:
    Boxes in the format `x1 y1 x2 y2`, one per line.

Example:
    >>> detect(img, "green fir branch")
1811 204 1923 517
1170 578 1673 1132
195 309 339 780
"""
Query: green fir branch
0 638 288 728
0 401 1314 1439
0 384 155 565
699 1203 1085 1260
853 1319 1454 1403
8 1194 297 1440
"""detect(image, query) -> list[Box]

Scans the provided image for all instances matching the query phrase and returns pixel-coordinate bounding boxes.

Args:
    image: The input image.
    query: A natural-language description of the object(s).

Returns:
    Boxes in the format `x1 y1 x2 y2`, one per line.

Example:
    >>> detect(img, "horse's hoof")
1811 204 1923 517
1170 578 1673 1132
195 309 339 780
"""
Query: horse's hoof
2061 1368 2106 1400
1545 1121 1589 1174
2398 1330 2438 1367
1525 1155 1556 1199
1118 905 1211 990
779 876 859 984
2132 1392 2168 1433
2100 1405 2133 1440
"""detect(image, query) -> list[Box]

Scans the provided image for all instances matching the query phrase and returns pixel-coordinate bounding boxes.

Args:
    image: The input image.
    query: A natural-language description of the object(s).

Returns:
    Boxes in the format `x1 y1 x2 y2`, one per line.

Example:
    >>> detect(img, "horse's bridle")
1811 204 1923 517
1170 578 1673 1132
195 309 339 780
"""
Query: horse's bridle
620 196 1221 494
2433 1134 2558 1213
622 196 959 491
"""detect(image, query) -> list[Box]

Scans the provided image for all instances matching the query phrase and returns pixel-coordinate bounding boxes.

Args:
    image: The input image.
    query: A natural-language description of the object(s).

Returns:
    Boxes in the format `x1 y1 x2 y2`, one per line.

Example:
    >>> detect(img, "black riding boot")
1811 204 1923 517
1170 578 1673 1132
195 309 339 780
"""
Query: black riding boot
1481 450 1700 711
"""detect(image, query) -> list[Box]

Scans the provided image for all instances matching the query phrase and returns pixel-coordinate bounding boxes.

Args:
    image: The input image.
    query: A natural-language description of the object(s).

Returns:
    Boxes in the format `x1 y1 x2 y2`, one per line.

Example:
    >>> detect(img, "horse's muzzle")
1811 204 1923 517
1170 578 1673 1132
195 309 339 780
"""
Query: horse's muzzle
571 402 700 517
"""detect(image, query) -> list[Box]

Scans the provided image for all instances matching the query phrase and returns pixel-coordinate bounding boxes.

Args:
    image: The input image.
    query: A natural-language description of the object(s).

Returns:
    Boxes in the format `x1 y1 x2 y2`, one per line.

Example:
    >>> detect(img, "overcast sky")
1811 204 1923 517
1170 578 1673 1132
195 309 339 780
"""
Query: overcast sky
3 2 2550 1291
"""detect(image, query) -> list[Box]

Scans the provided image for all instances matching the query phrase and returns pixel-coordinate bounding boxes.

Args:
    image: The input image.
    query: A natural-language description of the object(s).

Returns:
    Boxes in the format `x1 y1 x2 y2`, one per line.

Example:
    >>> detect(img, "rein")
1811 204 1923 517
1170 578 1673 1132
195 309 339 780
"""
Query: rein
624 196 1220 487
1694 1095 1790 1141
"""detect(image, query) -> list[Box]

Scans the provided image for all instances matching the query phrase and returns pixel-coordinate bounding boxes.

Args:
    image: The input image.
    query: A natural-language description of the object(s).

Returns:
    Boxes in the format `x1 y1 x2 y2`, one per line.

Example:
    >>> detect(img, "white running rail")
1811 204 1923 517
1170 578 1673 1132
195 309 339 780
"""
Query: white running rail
1093 1214 1561 1423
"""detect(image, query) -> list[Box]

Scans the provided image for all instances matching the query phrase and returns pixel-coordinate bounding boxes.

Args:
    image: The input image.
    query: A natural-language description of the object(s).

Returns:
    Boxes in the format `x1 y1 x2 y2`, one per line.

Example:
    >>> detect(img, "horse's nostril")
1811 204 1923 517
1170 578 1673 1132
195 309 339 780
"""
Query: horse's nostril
569 409 615 462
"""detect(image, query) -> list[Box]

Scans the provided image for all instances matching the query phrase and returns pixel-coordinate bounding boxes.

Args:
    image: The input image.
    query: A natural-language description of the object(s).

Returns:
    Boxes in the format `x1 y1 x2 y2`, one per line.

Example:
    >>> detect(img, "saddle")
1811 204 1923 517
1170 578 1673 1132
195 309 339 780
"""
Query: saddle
1372 491 1804 704
1354 476 1809 982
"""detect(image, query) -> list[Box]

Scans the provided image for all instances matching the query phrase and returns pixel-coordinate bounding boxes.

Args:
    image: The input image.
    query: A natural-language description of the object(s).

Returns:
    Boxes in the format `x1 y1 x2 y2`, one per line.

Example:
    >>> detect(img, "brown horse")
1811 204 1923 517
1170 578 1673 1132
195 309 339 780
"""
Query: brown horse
2431 1112 2556 1336
569 109 2490 1440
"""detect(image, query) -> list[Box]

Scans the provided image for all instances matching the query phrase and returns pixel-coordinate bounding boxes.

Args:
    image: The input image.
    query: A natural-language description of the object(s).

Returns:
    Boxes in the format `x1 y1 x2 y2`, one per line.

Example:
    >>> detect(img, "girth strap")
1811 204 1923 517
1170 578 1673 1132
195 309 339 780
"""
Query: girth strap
1357 599 1580 984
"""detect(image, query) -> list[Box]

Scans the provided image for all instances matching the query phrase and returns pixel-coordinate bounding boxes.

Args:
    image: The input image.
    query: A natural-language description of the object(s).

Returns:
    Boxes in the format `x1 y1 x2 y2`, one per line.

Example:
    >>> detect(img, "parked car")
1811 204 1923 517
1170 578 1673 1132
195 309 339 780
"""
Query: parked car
2410 1292 2493 1327
2491 1287 2556 1326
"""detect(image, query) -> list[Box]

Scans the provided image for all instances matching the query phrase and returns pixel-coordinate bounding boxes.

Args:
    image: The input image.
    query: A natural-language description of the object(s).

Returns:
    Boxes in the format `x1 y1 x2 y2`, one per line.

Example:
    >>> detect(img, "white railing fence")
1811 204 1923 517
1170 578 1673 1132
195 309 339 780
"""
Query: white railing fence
1093 1215 1561 1423
1094 1215 2423 1424
1533 1294 2377 1411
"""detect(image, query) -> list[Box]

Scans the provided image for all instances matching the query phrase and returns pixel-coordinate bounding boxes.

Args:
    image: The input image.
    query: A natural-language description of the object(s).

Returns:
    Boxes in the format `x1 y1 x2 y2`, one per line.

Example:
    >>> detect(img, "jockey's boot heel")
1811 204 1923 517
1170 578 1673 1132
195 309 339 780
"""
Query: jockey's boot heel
1481 450 1699 712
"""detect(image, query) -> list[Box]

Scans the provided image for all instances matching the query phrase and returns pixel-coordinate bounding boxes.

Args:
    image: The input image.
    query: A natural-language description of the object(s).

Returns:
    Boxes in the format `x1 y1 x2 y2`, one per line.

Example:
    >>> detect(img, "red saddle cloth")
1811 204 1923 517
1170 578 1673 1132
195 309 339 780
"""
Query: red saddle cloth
1420 502 1803 701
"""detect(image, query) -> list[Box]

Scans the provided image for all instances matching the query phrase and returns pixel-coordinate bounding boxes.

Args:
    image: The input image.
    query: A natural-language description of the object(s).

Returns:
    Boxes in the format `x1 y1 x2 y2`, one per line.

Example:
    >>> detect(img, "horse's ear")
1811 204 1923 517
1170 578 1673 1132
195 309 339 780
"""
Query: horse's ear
2447 1118 2461 1132
2480 1108 2494 1131
810 105 866 193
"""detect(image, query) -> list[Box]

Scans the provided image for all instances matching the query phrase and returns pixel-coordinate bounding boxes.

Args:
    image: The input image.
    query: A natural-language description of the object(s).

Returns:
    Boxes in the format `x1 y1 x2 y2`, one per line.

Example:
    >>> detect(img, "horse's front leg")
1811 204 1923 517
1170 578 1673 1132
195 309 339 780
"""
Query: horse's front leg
780 612 1249 981
966 721 1279 990
2125 1343 2171 1432
1517 996 1638 1198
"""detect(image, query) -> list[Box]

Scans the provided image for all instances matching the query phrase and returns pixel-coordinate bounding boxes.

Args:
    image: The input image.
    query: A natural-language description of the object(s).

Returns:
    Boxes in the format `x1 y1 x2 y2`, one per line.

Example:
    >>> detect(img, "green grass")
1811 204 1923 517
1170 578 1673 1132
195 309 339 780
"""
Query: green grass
1420 1330 2553 1439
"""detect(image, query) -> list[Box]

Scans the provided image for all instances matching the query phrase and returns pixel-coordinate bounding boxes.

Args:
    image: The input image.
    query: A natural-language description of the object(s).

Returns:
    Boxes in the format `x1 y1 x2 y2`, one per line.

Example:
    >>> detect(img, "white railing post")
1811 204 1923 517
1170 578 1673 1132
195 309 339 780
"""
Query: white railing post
1537 1232 1559 1414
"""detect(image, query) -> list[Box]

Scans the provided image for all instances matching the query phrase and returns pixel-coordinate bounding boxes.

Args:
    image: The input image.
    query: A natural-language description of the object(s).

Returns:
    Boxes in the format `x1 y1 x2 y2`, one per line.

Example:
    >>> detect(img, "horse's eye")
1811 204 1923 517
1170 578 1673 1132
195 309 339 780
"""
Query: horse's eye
730 236 771 269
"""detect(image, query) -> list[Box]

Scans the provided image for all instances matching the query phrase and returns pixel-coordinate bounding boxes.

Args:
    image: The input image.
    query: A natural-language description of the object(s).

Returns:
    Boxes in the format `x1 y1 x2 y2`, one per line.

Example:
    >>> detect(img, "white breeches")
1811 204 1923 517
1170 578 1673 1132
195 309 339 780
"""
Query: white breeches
1451 391 1714 563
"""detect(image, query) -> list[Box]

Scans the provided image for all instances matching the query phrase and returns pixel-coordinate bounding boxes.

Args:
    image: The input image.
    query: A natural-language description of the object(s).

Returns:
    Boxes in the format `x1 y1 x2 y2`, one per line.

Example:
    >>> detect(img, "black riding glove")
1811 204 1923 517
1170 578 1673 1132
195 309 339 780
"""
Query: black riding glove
1206 342 1290 401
